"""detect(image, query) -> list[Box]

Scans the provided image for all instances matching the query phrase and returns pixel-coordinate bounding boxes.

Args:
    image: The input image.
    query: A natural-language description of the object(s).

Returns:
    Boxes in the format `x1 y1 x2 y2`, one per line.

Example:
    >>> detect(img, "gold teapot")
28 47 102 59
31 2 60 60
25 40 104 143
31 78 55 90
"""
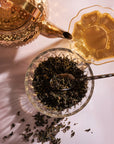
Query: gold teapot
0 0 72 46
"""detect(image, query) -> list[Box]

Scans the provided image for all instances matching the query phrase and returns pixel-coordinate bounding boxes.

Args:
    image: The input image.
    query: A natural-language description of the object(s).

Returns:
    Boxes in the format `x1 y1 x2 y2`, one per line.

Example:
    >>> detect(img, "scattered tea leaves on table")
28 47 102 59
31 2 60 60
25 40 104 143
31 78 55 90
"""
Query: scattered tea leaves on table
2 110 94 143
3 132 14 141
20 112 77 143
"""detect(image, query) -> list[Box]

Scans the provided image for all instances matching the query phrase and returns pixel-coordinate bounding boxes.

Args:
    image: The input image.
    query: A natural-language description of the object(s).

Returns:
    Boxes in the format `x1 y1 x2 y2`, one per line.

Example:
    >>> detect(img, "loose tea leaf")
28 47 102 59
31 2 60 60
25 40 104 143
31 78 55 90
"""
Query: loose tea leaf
3 136 8 141
16 111 20 116
8 132 14 137
71 131 75 138
85 128 91 132
20 118 25 122
10 123 15 130
74 123 78 125
68 121 71 125
62 126 70 133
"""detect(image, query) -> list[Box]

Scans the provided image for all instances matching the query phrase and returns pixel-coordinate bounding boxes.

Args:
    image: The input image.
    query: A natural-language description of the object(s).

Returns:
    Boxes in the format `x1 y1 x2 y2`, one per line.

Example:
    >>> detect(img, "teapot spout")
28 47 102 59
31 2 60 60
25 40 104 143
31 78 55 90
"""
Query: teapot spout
7 0 72 39
38 21 72 39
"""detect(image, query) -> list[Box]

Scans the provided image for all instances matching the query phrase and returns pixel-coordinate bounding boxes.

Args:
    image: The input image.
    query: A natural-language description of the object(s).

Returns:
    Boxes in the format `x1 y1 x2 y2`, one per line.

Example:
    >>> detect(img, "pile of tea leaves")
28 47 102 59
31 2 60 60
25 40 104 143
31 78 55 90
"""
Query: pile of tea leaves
2 110 93 144
32 56 88 111
3 111 77 144
21 112 64 143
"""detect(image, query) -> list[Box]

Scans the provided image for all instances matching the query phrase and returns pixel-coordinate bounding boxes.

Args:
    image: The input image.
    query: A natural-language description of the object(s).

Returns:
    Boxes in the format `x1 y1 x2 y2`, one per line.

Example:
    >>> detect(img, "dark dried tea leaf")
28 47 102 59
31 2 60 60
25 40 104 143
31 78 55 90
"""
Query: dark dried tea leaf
3 136 8 141
16 111 20 116
8 132 14 137
71 131 75 138
11 123 15 129
20 118 25 122
85 128 91 132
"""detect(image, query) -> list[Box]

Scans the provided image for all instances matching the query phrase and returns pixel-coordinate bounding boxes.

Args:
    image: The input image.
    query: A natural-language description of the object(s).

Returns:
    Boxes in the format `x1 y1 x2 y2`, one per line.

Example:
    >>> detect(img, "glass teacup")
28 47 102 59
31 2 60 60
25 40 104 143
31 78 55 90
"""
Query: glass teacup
68 5 114 65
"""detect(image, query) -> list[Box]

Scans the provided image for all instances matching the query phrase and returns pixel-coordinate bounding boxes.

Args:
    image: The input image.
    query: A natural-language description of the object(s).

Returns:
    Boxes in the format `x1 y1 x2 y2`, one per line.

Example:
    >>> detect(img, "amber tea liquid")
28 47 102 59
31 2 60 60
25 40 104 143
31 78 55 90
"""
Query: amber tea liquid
72 11 114 63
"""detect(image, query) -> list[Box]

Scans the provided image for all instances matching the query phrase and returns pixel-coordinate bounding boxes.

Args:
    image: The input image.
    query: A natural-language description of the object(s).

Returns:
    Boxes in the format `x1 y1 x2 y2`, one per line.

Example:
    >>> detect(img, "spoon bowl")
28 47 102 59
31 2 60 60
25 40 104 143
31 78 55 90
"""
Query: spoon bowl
50 73 114 91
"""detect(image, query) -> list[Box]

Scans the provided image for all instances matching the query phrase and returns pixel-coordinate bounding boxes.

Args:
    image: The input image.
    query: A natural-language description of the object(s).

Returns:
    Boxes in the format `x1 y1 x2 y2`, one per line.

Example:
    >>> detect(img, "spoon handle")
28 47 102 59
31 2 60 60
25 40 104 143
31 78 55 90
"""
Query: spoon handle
87 73 114 80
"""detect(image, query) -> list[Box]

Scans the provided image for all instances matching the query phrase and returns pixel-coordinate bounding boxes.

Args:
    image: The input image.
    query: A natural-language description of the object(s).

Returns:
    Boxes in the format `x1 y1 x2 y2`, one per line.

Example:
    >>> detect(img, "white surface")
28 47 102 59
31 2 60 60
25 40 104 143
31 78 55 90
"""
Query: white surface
0 0 114 144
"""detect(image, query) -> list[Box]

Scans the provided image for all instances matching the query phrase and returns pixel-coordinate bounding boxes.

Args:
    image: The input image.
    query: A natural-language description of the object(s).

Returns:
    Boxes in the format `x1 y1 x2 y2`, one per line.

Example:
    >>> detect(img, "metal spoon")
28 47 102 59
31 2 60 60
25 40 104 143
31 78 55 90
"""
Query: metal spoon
50 73 114 91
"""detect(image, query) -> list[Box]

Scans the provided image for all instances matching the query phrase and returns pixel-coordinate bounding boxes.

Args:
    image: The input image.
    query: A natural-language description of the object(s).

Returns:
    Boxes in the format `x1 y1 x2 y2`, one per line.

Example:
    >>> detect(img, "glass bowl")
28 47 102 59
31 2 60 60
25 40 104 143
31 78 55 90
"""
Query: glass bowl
24 48 94 118
68 5 114 65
